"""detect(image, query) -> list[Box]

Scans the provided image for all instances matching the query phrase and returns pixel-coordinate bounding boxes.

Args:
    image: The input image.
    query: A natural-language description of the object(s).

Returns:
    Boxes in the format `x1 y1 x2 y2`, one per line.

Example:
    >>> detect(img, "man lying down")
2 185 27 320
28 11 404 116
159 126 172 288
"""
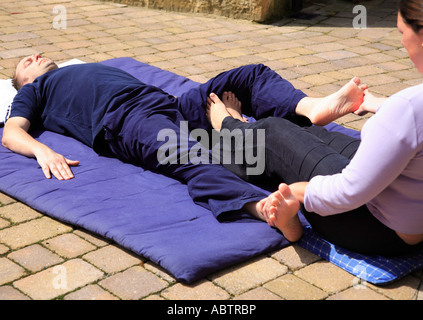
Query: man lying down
2 54 366 242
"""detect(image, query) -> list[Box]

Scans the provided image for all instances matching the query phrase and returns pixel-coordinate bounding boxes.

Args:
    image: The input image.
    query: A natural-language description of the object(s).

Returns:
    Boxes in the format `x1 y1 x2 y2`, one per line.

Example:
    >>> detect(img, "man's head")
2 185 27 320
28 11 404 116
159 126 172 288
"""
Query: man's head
12 54 58 91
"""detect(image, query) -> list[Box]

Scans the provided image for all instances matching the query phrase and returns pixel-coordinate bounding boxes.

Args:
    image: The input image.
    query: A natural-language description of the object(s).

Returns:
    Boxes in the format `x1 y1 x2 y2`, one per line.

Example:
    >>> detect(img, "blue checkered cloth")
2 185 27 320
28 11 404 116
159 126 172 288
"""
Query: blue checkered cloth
298 226 423 285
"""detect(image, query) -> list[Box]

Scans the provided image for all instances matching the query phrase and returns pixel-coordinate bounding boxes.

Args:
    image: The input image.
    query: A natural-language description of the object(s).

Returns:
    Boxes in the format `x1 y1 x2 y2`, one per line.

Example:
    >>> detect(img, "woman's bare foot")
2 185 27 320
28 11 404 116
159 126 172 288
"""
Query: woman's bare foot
206 93 233 131
257 183 303 242
296 77 367 126
222 91 248 122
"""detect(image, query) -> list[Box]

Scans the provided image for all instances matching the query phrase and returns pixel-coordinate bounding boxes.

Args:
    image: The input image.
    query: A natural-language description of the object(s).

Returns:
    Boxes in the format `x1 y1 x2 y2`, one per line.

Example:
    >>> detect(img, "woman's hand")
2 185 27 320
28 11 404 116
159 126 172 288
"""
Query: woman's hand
354 89 387 116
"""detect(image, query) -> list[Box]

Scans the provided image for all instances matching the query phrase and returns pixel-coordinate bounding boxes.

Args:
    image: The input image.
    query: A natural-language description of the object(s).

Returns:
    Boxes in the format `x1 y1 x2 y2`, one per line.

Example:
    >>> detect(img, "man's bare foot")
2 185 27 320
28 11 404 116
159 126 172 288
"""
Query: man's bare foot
257 183 303 242
296 77 367 126
206 93 233 131
222 91 248 122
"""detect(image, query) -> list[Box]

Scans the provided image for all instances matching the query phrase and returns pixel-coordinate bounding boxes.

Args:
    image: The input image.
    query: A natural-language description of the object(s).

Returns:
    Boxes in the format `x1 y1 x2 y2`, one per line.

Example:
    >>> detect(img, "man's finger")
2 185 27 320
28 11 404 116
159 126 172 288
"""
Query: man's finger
56 162 75 180
65 158 80 167
49 165 64 180
41 164 52 179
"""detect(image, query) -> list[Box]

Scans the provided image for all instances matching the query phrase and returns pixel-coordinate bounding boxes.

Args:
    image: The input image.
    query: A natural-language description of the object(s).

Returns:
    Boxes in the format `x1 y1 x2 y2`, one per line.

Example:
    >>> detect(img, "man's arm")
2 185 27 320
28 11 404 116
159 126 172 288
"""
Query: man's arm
2 117 79 180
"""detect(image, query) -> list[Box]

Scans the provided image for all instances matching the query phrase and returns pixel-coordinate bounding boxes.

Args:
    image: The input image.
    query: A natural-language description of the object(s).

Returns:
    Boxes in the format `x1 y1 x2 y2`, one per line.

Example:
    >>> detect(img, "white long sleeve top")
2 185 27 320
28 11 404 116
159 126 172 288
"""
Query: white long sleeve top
304 83 423 235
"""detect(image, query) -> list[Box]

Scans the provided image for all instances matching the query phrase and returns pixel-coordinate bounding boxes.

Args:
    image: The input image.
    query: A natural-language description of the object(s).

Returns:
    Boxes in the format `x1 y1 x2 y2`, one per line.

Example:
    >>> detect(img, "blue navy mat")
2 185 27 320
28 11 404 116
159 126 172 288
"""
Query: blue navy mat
0 58 289 283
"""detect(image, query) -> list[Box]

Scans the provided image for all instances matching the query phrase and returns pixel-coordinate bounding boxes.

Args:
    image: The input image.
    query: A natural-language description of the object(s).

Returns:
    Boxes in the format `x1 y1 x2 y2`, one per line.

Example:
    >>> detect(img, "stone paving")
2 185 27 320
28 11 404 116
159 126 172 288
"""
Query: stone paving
0 0 422 300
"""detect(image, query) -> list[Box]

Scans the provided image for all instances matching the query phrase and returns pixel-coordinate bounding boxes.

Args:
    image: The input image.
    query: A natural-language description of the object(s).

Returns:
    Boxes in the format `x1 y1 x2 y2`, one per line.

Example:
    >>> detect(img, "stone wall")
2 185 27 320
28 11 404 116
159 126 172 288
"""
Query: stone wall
103 0 299 22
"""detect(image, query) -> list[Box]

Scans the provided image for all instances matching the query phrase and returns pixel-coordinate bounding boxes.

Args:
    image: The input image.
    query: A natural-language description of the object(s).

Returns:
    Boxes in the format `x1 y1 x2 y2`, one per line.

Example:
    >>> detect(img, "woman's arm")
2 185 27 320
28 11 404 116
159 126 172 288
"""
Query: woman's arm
305 94 418 215
2 116 79 180
289 182 308 204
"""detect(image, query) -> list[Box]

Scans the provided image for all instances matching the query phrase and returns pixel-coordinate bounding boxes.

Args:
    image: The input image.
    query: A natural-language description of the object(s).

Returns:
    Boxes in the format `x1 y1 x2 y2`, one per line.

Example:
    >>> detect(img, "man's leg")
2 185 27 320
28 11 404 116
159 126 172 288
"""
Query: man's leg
178 64 366 132
206 92 360 183
105 106 268 219
177 64 310 132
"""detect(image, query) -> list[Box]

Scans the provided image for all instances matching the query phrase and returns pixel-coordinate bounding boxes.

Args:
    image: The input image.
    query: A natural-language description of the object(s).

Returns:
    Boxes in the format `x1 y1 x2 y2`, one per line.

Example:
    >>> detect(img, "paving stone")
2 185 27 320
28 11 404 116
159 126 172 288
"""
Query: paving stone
0 218 10 229
0 40 31 50
73 229 109 247
327 286 390 300
0 217 72 249
232 287 282 300
305 42 347 53
61 47 96 58
8 244 63 272
257 50 300 61
210 256 288 295
55 40 97 50
375 61 411 72
212 48 249 59
314 50 359 61
161 279 230 300
0 286 30 300
294 261 356 295
0 202 42 223
99 266 167 300
417 282 423 300
367 275 421 300
0 31 39 42
83 245 142 274
0 193 15 205
319 71 354 81
264 274 328 300
371 82 411 96
271 244 321 271
144 261 176 283
346 45 380 55
64 284 118 300
0 244 9 255
298 74 335 86
153 41 192 52
0 47 38 59
364 52 397 63
42 233 96 258
389 69 422 81
359 74 399 86
14 259 104 300
144 294 165 300
0 258 26 285
341 65 386 77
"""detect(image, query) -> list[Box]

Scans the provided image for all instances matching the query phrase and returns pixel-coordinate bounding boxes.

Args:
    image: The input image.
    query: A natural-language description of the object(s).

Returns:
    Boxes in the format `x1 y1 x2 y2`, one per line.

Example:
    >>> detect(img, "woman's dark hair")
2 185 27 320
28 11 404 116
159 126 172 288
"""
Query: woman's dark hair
399 0 423 33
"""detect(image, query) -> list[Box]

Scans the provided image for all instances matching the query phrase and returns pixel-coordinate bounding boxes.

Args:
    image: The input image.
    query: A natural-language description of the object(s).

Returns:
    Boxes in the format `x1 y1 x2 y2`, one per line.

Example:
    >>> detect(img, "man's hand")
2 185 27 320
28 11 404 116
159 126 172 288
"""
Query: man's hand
2 116 79 180
34 146 79 180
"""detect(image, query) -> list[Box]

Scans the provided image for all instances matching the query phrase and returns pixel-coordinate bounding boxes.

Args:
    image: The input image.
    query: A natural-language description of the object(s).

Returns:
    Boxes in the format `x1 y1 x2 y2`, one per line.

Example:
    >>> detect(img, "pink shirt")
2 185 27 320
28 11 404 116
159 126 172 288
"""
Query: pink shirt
305 83 423 235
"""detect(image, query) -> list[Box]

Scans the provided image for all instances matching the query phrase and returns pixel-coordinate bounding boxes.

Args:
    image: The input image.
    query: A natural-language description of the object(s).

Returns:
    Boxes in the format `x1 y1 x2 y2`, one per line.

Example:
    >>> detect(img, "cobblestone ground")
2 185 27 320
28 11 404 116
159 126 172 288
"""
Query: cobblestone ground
0 0 422 300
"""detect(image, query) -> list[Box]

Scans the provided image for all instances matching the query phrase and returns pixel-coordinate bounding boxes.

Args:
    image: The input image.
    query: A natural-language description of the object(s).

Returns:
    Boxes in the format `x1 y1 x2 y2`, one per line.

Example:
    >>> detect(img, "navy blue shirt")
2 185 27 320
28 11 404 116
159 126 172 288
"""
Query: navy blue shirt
10 63 149 153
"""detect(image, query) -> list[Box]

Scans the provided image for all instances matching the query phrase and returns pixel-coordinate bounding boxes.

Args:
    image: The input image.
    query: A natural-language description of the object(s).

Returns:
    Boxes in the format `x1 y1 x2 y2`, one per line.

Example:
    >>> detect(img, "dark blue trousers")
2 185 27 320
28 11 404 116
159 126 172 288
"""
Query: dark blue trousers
104 64 307 219
221 116 422 256
178 63 309 131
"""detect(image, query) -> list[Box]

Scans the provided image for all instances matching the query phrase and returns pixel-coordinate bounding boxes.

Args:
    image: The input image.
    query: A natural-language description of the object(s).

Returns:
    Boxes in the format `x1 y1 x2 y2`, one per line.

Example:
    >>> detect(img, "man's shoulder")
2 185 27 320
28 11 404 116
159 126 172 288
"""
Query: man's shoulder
51 62 128 78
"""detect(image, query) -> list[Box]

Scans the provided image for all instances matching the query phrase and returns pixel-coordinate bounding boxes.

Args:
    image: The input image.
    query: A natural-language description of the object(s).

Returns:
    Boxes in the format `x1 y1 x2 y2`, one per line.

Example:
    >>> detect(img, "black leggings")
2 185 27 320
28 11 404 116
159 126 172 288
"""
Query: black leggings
220 116 422 256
